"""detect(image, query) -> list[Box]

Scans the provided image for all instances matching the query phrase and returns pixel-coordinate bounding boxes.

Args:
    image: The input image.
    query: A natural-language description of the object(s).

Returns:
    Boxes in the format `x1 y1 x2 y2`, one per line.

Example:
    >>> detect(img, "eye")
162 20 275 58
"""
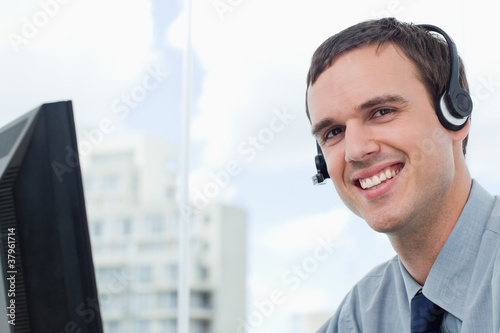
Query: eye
373 108 393 118
324 127 345 142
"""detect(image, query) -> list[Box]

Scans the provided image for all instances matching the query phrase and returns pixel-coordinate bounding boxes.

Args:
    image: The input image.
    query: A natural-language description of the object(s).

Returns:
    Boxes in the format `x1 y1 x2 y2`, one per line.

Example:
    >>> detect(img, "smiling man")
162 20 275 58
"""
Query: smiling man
306 18 500 332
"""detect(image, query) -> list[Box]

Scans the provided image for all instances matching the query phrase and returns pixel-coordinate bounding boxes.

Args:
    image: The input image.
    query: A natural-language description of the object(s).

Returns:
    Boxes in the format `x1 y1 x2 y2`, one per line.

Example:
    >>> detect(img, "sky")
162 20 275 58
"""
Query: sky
2 0 500 332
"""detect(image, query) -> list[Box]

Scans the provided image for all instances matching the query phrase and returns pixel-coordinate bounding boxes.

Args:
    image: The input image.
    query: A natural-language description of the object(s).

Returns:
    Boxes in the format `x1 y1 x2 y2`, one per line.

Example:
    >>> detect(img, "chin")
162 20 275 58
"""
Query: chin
363 212 404 234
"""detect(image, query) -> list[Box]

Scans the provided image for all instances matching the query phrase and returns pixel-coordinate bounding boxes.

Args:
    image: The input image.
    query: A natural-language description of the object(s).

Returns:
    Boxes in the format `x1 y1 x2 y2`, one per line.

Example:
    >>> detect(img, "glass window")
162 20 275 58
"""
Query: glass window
161 319 176 333
131 293 156 312
102 174 122 192
103 320 122 333
84 176 95 193
116 218 132 235
192 319 210 333
165 264 178 282
159 292 177 309
191 292 211 309
196 265 209 282
133 320 151 333
145 216 164 234
133 266 152 284
100 293 124 312
90 220 104 237
96 267 125 285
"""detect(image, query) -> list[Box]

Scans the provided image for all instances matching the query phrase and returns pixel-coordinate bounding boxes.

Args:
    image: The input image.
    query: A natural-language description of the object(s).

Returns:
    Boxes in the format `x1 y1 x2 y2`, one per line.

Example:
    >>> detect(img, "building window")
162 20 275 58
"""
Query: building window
196 265 209 282
89 220 104 237
161 319 177 333
192 319 210 333
131 292 156 312
159 291 177 309
100 293 124 313
116 218 132 236
102 174 122 192
133 265 152 284
165 264 178 282
191 292 211 309
133 320 151 333
103 320 122 333
84 176 95 193
96 267 126 285
145 216 165 234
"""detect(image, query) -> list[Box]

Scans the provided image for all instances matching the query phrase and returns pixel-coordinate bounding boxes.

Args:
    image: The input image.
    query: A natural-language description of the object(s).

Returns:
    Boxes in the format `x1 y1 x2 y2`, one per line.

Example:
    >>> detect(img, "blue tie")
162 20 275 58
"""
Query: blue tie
410 290 444 333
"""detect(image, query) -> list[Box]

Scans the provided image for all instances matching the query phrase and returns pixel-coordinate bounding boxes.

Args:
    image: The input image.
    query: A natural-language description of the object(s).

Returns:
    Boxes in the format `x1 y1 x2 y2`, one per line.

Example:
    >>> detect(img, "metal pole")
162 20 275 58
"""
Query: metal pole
177 0 192 331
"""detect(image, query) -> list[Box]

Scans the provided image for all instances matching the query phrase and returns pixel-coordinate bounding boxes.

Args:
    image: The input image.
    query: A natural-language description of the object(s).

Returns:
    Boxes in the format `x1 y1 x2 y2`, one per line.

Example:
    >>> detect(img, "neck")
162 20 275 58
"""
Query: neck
389 164 472 286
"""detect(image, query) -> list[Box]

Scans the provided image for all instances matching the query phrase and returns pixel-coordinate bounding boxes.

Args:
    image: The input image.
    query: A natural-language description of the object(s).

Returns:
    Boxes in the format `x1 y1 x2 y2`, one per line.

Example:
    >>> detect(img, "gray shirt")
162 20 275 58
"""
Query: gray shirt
318 180 500 332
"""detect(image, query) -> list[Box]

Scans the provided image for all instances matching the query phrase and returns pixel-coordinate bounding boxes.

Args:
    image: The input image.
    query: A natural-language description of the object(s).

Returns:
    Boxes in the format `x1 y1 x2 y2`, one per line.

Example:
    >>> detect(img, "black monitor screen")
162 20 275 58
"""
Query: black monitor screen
0 101 103 332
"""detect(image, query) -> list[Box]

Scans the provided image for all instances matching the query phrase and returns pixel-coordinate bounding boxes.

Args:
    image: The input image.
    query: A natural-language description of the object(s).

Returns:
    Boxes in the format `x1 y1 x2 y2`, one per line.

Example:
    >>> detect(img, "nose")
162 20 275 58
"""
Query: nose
344 122 380 163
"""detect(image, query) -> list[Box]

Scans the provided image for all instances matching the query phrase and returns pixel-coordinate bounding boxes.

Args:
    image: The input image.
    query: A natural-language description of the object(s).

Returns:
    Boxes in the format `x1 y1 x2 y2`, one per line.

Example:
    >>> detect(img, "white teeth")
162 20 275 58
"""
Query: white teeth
359 167 403 190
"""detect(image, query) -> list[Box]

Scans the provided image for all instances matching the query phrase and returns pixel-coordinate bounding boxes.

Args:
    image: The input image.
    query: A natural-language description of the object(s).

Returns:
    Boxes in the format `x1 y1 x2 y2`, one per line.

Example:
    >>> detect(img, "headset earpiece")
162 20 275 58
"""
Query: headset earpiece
312 142 329 185
418 24 473 131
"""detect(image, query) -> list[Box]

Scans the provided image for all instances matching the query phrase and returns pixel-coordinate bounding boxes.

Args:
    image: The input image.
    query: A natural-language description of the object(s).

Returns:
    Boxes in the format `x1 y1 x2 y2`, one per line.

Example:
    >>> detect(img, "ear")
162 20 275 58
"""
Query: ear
452 117 471 143
451 117 471 157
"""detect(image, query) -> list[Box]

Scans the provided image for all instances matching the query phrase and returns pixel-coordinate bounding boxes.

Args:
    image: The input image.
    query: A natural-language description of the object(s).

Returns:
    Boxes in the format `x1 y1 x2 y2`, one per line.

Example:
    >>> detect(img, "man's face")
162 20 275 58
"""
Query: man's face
307 43 458 236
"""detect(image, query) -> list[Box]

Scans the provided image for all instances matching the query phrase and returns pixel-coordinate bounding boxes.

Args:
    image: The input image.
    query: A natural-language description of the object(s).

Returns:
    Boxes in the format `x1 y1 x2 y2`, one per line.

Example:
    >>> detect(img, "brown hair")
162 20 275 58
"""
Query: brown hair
306 17 469 155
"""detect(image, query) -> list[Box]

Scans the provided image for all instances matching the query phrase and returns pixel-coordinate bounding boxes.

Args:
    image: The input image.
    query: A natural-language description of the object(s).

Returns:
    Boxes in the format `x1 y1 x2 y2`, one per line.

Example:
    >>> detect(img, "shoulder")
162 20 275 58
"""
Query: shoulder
349 255 403 306
317 256 405 333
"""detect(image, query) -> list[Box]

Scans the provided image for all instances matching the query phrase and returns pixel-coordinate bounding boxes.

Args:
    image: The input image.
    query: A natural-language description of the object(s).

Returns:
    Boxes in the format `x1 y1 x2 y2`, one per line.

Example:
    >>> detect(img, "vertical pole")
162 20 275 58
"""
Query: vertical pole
177 0 192 332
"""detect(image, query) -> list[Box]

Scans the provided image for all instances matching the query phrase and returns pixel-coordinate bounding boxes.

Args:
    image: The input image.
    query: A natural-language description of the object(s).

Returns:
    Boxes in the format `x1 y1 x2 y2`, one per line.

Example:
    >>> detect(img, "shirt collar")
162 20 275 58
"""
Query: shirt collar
399 257 422 305
399 180 495 319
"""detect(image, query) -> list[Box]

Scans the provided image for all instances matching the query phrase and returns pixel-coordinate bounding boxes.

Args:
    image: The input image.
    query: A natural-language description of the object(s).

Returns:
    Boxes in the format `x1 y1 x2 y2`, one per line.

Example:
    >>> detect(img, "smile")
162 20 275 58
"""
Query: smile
358 165 403 190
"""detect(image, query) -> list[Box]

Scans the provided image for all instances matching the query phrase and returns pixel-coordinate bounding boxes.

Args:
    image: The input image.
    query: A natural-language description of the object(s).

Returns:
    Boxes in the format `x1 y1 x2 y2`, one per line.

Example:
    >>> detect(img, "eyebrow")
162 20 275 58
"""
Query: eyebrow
311 94 409 138
357 94 408 112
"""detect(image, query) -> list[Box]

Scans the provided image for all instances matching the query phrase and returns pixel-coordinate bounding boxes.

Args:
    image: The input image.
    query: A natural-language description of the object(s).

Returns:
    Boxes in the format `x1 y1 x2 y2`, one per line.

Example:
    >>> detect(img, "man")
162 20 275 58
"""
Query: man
306 18 500 332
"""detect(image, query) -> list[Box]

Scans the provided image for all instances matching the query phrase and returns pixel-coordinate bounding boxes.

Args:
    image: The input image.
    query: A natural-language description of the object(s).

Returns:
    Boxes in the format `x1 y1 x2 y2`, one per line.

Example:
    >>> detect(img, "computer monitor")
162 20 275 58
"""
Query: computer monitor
0 101 103 332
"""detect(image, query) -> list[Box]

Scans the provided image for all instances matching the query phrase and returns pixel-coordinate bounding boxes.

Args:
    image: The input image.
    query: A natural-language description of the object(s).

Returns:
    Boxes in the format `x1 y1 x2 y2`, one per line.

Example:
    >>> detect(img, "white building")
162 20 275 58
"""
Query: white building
80 134 247 333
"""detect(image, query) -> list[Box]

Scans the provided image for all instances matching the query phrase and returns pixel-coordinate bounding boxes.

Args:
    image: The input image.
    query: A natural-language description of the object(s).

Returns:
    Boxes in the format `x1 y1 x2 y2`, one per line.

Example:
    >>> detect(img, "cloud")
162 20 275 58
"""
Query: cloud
0 0 160 127
260 208 350 254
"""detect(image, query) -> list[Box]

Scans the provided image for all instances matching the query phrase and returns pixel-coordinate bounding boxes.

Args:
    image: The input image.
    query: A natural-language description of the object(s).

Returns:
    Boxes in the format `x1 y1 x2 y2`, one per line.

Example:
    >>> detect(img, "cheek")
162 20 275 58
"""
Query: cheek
406 124 454 161
324 147 345 183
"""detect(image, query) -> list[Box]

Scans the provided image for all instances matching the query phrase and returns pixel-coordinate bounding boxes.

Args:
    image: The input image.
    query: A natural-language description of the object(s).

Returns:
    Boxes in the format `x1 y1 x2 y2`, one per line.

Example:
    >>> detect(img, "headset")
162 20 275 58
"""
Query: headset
311 23 473 185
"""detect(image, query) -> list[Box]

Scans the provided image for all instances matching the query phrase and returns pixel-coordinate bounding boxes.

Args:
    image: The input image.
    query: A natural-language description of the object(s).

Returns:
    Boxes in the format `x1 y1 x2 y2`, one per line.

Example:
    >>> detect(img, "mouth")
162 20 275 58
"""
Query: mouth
355 163 404 190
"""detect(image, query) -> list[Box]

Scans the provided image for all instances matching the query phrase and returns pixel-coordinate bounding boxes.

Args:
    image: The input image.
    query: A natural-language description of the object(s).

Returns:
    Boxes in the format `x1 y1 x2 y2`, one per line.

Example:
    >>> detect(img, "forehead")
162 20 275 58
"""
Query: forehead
307 43 421 125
